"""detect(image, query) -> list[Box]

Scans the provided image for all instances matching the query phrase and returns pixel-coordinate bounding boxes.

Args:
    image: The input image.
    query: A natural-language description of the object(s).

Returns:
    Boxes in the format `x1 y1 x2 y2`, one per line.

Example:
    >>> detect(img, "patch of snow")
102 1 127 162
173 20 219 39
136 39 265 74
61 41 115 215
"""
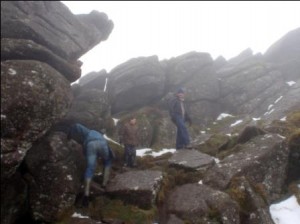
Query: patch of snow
67 175 73 181
252 117 261 121
264 108 275 116
136 148 176 157
268 104 274 110
198 180 203 185
214 158 220 164
230 120 243 127
286 81 296 86
136 148 152 157
280 116 287 121
270 195 300 224
274 96 283 104
179 161 187 165
217 113 234 121
277 134 286 139
226 133 232 136
8 68 17 75
201 131 206 134
31 70 38 74
71 212 89 219
28 81 34 87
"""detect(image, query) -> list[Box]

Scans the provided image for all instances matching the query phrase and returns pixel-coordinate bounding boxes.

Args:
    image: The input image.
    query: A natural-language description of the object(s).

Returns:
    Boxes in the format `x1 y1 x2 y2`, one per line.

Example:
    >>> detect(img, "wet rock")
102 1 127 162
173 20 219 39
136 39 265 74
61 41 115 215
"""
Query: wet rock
167 183 240 224
168 149 215 170
106 170 163 209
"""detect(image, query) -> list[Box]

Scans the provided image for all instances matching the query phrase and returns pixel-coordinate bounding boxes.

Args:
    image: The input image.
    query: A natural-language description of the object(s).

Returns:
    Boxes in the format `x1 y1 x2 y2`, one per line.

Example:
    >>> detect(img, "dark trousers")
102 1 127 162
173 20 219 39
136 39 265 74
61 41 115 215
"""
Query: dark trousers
175 115 190 149
124 144 136 167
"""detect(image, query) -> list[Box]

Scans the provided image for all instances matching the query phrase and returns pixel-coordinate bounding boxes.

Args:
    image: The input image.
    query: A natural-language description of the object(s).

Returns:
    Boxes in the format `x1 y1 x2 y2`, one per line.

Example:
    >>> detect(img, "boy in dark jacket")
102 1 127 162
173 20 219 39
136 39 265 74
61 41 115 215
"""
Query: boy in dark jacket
119 117 138 167
169 87 192 150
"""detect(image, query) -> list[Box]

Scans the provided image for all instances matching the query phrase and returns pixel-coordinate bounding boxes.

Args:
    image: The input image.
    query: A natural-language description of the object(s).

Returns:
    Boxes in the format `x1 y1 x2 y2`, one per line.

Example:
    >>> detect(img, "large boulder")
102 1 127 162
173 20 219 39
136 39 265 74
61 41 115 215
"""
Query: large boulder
168 150 215 171
78 69 108 91
1 1 114 61
1 38 80 82
1 60 72 179
24 131 85 222
106 170 163 209
65 88 112 133
108 56 166 114
203 133 289 203
264 27 300 63
166 183 240 223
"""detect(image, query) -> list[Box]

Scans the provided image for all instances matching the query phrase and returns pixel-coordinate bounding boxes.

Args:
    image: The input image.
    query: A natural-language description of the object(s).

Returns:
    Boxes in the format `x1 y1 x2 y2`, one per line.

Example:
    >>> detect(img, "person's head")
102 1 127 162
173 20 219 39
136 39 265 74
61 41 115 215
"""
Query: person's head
176 87 185 100
129 117 137 125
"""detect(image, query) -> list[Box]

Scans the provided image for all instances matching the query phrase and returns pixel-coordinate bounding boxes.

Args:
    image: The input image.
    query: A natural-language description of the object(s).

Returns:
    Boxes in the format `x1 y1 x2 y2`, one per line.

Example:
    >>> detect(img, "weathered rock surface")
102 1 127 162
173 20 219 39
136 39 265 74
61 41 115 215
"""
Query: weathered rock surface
65 88 112 133
203 133 289 203
1 2 114 224
168 149 215 170
1 1 113 61
167 183 240 223
264 27 300 63
24 131 85 222
1 60 72 178
106 170 163 209
1 38 81 82
108 56 166 114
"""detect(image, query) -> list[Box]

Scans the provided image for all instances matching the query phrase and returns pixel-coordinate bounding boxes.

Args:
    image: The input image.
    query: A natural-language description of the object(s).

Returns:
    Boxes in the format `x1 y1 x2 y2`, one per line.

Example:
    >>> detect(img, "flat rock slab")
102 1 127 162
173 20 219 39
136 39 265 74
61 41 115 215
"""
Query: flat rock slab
168 149 215 170
106 170 163 209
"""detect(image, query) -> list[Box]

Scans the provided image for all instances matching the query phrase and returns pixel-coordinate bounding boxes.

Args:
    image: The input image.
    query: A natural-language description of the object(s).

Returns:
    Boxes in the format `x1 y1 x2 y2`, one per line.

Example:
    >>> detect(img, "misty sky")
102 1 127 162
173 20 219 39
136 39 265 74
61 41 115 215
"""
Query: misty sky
61 1 300 76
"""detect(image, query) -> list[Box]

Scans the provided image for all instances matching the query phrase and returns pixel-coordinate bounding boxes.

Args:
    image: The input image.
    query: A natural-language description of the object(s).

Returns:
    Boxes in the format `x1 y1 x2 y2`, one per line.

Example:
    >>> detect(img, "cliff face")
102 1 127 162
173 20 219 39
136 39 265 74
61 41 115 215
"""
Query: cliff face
1 2 299 224
1 2 113 224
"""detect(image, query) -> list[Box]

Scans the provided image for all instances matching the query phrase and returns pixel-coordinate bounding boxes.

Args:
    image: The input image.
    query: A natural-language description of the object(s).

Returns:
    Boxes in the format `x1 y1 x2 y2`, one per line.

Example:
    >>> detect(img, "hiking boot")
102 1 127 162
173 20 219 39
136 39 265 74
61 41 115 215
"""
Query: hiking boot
185 145 193 149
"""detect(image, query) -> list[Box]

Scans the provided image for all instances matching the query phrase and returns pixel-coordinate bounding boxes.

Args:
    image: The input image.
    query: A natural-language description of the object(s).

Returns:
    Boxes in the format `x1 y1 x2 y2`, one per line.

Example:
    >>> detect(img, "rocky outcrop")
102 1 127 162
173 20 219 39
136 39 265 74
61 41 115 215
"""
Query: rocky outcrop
203 133 289 203
108 56 166 114
1 1 113 61
1 2 114 224
64 88 113 133
1 60 72 179
1 1 299 223
24 132 85 222
264 27 300 63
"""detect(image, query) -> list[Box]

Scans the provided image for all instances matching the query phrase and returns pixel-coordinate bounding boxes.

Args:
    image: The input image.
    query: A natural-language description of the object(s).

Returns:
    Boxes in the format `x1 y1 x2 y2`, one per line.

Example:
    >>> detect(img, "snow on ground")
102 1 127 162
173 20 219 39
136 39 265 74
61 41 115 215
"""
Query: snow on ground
217 113 234 121
136 148 176 157
286 81 296 86
270 195 300 224
71 212 89 219
230 119 243 127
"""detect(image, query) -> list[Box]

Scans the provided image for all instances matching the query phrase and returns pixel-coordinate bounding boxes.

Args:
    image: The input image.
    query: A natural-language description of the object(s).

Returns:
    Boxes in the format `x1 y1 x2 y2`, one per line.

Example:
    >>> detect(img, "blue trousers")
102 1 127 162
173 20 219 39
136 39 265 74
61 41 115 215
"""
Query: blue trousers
175 115 190 149
84 139 111 179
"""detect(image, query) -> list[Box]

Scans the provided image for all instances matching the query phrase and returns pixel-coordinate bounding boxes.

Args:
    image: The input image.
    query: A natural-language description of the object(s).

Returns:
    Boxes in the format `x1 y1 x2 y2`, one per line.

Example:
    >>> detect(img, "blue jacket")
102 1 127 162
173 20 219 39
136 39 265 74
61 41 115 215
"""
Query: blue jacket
68 123 106 149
